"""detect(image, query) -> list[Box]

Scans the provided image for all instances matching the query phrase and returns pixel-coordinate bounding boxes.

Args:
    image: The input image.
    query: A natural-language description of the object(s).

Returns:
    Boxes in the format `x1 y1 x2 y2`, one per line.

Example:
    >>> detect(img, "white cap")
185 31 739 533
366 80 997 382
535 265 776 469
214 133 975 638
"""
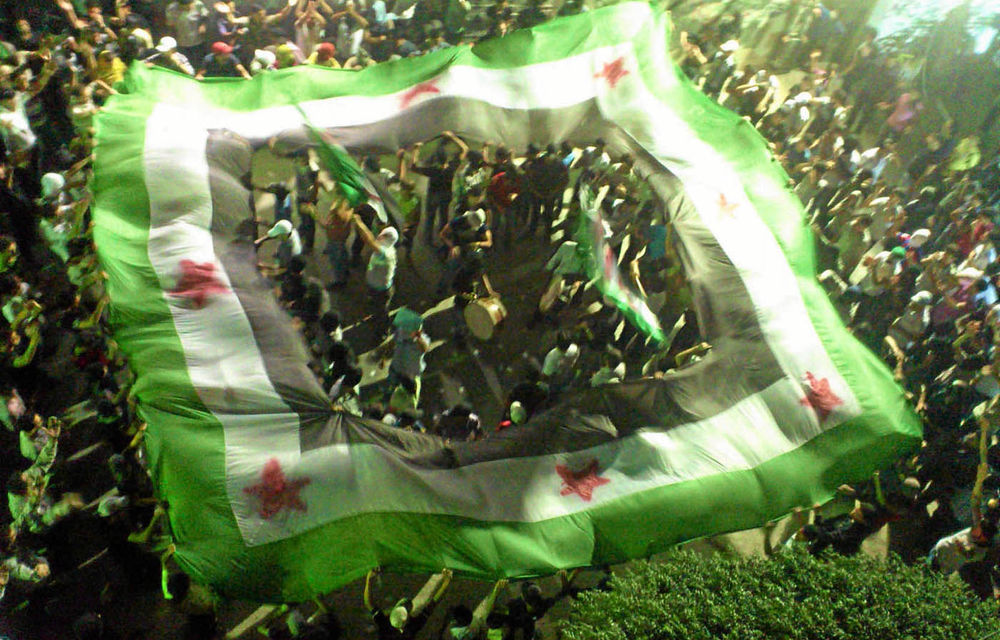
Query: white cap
509 401 527 425
40 173 65 200
908 228 931 248
467 208 486 228
389 604 409 630
156 36 177 53
267 219 294 238
910 291 933 306
377 227 399 247
254 49 276 66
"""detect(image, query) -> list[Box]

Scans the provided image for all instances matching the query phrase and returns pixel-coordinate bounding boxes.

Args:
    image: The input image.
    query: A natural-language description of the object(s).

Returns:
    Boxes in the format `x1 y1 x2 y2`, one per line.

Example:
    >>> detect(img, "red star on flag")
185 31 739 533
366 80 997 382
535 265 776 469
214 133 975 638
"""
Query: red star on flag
400 81 441 109
717 193 740 218
169 260 229 309
244 458 311 520
594 57 630 89
799 372 843 423
556 459 610 502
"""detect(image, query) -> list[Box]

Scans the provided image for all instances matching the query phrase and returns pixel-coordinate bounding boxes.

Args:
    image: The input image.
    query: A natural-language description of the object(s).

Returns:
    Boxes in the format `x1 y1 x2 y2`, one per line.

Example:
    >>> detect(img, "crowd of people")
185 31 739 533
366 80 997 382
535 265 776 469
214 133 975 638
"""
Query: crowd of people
1 0 1000 637
680 0 1000 600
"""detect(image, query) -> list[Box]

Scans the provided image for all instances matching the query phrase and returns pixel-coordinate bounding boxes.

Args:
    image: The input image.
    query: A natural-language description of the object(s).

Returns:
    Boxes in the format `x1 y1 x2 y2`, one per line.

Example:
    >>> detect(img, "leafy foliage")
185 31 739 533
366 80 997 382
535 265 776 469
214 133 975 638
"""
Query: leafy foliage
560 549 999 640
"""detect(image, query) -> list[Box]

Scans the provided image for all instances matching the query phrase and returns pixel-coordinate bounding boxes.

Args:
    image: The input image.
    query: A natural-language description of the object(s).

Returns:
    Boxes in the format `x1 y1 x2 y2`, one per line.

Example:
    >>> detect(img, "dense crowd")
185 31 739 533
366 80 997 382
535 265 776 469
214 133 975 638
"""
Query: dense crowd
1 0 999 638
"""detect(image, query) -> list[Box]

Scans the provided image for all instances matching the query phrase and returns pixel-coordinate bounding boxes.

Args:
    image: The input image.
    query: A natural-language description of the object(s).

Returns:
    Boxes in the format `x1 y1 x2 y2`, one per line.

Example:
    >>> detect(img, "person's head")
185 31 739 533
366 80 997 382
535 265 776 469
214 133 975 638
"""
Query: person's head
465 207 486 228
555 331 572 352
211 41 233 58
41 172 65 202
521 581 544 607
485 612 507 630
362 154 380 173
388 598 411 630
156 36 177 53
376 226 399 247
97 49 117 66
6 469 28 497
97 398 118 420
320 310 342 334
909 291 933 309
448 605 473 628
247 3 266 20
465 186 486 207
850 213 872 233
315 42 336 62
466 149 484 169
0 88 16 111
276 44 296 68
73 612 104 640
849 501 878 524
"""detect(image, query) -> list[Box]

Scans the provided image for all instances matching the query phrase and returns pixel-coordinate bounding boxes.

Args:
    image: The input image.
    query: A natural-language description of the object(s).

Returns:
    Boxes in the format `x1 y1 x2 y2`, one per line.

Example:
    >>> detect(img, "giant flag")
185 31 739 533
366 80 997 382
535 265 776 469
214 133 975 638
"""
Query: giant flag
92 3 921 601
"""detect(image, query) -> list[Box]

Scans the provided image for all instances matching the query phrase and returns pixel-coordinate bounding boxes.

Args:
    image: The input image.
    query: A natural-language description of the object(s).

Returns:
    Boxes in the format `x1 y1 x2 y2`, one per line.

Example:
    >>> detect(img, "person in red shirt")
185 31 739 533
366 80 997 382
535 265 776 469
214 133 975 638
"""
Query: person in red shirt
486 158 520 248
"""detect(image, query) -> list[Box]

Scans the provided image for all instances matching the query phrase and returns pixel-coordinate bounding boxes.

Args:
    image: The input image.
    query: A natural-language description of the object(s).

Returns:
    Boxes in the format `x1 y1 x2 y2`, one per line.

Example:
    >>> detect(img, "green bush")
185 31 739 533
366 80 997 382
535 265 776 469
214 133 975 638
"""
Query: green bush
559 550 999 640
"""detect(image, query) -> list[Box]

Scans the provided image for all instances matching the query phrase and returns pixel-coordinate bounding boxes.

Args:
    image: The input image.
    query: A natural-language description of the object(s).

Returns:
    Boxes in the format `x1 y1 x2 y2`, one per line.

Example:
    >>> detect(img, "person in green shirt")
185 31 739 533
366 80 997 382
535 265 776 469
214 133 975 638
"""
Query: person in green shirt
6 422 84 534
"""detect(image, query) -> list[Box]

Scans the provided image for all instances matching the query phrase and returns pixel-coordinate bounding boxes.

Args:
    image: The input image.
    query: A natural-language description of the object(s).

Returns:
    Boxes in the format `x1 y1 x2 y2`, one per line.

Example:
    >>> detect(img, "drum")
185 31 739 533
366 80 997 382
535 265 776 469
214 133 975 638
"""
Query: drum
464 295 508 341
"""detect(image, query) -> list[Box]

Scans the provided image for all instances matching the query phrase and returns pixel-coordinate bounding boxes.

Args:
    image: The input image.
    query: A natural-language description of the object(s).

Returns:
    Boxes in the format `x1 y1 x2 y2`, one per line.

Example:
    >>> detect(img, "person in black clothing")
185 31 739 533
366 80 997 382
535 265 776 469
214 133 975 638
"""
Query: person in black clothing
517 0 546 30
364 21 393 62
433 403 482 441
503 571 577 640
411 137 463 243
437 205 492 297
800 501 896 556
503 367 549 425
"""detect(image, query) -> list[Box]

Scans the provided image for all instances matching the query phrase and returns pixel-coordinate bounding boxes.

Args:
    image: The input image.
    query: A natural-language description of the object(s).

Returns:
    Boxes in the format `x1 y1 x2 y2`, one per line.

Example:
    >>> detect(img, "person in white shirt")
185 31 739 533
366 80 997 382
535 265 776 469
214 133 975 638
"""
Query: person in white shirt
255 219 303 273
0 88 37 163
542 333 580 395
